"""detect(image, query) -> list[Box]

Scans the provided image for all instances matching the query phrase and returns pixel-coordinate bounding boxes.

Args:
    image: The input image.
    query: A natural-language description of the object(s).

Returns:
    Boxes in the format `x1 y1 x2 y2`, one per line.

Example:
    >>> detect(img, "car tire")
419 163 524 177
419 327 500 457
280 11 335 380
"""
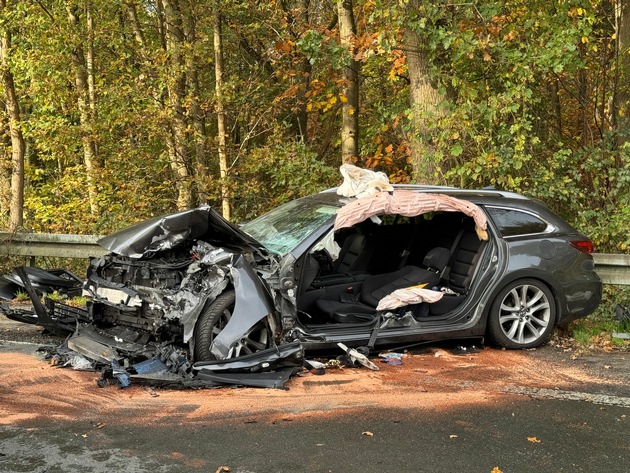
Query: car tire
193 289 269 361
487 278 556 349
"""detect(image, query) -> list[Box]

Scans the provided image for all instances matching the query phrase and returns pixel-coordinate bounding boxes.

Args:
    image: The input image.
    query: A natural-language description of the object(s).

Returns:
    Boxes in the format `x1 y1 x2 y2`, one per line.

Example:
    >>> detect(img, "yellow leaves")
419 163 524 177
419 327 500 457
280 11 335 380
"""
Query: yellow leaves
503 30 518 42
491 468 503 473
581 36 589 44
388 50 407 82
306 92 350 113
527 436 541 443
483 51 492 62
274 40 294 55
568 7 587 18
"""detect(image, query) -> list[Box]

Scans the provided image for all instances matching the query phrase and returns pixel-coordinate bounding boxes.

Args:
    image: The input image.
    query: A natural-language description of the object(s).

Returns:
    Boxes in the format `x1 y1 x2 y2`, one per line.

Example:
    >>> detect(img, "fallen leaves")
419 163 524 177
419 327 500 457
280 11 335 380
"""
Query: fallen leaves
527 436 541 443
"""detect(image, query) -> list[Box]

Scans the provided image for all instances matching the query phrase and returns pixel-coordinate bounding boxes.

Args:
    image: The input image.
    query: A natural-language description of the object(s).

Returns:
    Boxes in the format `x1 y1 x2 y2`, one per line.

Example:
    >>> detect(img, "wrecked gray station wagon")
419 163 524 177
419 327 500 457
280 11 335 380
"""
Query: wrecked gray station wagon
82 183 601 366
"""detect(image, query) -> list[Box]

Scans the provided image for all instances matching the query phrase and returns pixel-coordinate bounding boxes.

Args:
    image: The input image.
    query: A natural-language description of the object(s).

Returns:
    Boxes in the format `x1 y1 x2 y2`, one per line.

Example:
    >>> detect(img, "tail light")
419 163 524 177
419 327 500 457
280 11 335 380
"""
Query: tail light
570 240 594 254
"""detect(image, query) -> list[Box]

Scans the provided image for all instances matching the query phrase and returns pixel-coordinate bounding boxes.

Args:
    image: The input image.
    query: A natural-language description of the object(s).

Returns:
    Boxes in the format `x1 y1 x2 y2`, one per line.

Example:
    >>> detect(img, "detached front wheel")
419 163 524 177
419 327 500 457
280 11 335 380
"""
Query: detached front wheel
193 290 270 362
487 279 556 349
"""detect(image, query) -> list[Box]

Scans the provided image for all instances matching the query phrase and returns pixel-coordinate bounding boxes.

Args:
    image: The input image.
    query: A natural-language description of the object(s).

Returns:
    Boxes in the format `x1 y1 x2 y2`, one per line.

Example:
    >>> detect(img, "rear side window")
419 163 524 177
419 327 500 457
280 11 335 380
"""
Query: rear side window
486 207 549 237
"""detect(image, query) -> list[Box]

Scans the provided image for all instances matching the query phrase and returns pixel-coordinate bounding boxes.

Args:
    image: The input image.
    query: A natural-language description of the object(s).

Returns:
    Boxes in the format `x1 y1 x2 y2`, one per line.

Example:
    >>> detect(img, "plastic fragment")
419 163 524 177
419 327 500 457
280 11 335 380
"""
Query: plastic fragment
337 343 379 371
379 352 403 365
64 355 94 371
304 359 326 375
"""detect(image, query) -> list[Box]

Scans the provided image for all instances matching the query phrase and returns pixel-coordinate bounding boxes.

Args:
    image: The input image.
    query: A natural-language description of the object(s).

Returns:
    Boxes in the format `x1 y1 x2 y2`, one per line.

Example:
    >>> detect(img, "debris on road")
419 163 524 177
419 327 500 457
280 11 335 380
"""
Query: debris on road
379 352 403 365
337 343 379 370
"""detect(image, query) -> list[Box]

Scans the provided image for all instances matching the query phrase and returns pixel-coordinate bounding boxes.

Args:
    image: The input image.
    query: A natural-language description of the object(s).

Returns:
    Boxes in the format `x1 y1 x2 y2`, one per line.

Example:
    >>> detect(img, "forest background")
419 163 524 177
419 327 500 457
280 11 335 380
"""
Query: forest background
1 0 629 256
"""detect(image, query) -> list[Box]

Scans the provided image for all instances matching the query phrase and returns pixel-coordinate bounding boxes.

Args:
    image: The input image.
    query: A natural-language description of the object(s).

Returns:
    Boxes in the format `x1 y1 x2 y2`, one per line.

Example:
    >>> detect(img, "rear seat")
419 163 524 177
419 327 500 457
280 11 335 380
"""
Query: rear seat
429 221 486 315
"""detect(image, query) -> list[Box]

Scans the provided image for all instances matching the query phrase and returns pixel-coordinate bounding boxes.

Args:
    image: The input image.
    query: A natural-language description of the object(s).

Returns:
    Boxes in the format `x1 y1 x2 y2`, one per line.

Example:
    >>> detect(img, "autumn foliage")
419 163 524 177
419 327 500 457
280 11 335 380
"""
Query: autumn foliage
0 0 627 251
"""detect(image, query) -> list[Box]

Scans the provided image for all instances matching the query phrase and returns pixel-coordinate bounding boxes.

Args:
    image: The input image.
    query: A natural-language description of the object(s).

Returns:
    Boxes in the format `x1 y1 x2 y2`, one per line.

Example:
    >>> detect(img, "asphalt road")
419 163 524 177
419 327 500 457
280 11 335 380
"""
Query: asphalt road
1 395 628 473
1 318 629 473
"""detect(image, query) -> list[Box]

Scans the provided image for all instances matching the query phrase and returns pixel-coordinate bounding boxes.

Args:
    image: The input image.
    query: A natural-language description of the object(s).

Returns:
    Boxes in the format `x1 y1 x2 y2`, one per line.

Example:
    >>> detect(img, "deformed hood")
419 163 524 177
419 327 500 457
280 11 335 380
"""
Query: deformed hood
97 206 268 259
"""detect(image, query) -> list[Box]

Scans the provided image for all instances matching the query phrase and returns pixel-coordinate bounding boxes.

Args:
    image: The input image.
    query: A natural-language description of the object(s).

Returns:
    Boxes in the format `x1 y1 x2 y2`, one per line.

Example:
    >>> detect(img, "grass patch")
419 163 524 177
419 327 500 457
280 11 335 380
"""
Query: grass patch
562 285 630 351
14 290 30 302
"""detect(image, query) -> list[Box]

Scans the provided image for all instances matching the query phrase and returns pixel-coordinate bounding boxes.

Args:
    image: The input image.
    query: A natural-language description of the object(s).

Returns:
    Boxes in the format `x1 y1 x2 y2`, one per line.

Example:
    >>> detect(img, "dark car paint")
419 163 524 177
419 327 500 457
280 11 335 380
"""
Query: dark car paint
284 190 600 349
81 188 603 355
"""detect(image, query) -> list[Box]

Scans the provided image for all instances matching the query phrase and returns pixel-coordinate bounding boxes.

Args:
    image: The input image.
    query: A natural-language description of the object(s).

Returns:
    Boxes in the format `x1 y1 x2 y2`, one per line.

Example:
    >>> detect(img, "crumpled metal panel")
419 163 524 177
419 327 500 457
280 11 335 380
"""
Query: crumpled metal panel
210 255 275 359
97 206 267 259
195 340 303 373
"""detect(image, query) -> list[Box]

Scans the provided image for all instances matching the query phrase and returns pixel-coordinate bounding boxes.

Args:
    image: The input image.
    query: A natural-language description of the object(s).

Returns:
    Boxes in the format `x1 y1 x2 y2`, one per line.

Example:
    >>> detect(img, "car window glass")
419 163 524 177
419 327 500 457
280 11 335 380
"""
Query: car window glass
241 200 338 256
487 207 548 236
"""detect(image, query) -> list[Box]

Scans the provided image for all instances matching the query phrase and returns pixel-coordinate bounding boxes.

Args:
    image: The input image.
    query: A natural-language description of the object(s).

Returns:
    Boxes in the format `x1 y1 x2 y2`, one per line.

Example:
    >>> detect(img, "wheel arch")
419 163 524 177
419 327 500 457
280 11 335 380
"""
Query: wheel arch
480 269 564 330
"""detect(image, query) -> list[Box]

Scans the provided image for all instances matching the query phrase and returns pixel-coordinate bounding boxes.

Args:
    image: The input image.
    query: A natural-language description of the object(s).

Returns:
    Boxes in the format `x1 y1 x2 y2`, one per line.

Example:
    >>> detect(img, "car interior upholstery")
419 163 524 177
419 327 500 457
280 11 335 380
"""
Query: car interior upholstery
297 212 487 324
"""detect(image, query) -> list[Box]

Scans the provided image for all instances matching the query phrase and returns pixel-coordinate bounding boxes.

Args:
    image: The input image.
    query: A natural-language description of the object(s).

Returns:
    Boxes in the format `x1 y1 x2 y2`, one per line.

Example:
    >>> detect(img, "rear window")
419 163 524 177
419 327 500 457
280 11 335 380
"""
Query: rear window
486 207 549 237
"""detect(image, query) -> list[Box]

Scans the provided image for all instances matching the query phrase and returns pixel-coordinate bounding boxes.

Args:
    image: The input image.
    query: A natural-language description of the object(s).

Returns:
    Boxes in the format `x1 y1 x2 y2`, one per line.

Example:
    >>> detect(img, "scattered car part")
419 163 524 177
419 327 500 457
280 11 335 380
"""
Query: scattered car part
337 343 379 370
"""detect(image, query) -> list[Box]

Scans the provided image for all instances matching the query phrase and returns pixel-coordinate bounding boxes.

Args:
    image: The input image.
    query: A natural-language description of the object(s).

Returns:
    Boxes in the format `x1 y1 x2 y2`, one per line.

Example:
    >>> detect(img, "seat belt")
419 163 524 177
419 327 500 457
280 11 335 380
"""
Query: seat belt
367 314 381 350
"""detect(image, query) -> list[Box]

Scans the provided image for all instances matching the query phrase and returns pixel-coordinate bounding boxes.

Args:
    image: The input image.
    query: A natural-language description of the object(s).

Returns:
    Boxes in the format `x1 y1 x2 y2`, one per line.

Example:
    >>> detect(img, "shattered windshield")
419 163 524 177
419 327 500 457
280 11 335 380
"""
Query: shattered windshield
241 198 338 256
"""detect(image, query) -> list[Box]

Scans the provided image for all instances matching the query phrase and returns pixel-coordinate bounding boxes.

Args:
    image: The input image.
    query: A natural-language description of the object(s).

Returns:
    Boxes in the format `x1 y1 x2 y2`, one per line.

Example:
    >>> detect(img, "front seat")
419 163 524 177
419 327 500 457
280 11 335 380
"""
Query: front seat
316 265 441 323
332 231 374 274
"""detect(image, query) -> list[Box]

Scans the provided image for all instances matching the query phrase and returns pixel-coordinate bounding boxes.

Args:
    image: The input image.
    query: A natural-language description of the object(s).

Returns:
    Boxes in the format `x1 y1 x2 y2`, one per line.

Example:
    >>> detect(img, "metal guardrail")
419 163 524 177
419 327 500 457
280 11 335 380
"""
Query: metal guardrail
0 232 107 263
592 253 630 286
0 232 629 285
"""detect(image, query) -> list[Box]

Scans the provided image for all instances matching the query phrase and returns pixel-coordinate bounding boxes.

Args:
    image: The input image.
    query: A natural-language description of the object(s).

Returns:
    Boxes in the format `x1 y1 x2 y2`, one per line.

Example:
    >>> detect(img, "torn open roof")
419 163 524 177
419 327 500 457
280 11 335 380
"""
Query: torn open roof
334 190 488 240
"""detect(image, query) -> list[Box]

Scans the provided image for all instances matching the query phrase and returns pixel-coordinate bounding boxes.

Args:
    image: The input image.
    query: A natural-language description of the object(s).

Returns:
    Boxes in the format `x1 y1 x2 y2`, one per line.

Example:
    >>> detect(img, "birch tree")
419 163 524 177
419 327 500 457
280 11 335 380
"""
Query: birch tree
213 5 230 220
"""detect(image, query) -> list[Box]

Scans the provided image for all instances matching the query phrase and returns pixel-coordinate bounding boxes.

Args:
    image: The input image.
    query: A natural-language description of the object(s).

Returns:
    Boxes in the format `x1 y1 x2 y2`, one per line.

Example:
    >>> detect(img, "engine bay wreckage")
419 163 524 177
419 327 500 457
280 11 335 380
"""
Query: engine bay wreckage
0 166 494 389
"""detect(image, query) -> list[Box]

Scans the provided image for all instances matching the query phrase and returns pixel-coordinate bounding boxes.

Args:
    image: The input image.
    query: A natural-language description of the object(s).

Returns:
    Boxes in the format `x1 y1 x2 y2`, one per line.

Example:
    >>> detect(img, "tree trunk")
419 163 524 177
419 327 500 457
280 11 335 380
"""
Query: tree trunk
0 101 11 220
576 42 591 147
67 2 100 218
214 7 230 220
615 0 630 153
163 0 192 210
125 0 146 46
183 8 208 205
0 0 25 230
337 0 359 163
404 6 444 184
280 0 311 141
550 78 562 136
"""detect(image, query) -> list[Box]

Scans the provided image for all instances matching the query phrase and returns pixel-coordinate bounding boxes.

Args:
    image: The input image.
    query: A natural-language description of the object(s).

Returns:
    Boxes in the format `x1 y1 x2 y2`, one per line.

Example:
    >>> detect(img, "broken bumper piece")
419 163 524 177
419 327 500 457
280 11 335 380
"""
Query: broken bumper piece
193 341 304 389
51 323 305 389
